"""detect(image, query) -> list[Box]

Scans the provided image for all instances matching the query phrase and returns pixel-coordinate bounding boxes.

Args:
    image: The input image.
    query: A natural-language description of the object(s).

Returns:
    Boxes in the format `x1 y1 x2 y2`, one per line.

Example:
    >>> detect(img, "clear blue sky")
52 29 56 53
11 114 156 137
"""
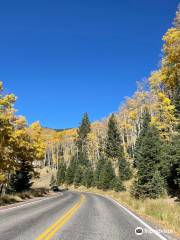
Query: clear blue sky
0 0 179 129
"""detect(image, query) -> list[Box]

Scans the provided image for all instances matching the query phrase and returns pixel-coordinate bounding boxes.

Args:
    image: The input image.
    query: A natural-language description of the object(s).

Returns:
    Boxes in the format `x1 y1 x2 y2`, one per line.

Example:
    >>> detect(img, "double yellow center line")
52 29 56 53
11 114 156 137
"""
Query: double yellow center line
36 194 86 240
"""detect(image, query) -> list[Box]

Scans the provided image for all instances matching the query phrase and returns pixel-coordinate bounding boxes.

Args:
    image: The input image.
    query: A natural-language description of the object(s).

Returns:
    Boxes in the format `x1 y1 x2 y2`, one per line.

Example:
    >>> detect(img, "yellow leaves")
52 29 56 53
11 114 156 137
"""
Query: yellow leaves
129 111 137 120
147 24 179 139
157 92 170 104
163 28 180 51
149 71 164 90
150 90 175 139
52 153 57 164
161 27 180 90
0 81 16 108
87 131 97 142
0 173 6 183
30 121 41 131
0 94 17 109
29 121 45 160
0 80 46 177
15 116 27 128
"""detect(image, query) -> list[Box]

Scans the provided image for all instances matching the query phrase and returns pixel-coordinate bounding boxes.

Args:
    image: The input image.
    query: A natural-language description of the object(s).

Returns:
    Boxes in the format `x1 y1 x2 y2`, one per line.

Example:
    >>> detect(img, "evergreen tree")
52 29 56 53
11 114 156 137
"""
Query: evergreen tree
113 177 126 192
76 113 91 166
131 111 165 199
105 114 123 159
82 167 94 188
118 158 132 181
77 112 91 140
105 114 132 181
74 165 83 186
149 171 165 198
65 156 77 185
161 134 180 199
94 157 106 188
10 160 34 192
98 159 115 190
57 160 66 185
133 110 151 168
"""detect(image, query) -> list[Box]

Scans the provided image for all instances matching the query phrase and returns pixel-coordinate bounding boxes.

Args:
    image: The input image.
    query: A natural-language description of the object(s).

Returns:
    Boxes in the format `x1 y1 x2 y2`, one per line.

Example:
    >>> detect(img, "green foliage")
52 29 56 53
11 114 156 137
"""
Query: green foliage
77 112 91 140
161 134 180 199
113 177 126 192
74 165 83 186
105 113 132 182
150 171 165 198
98 159 115 190
65 156 77 185
82 167 94 188
118 158 132 181
105 114 123 159
94 157 106 187
57 160 66 185
132 111 165 199
131 171 165 199
133 110 151 168
10 160 34 192
76 112 91 166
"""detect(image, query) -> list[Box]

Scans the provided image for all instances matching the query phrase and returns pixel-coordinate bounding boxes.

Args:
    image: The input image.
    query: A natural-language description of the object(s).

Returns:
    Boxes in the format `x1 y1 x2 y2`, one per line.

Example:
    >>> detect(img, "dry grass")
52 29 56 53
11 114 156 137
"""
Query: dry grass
0 188 49 206
69 185 180 238
0 194 22 205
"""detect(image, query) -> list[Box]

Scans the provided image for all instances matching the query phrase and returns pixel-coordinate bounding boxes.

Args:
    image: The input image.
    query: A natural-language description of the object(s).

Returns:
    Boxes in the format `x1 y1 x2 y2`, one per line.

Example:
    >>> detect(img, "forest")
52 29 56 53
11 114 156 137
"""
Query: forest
0 7 180 201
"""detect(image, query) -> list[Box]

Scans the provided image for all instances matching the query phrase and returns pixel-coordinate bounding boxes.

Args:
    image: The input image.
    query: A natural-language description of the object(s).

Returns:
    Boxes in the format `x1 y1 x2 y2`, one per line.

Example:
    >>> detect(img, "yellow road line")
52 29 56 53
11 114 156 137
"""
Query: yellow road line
36 194 85 240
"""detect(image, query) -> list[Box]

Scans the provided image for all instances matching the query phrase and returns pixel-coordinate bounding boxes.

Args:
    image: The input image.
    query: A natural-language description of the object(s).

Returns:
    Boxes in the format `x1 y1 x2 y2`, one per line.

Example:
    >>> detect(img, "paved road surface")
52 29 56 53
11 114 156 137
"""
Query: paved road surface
0 191 177 240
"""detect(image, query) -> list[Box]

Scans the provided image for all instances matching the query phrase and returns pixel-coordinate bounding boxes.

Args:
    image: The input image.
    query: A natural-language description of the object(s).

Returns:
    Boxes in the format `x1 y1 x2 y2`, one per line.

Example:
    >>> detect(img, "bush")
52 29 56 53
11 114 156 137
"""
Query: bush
113 178 126 192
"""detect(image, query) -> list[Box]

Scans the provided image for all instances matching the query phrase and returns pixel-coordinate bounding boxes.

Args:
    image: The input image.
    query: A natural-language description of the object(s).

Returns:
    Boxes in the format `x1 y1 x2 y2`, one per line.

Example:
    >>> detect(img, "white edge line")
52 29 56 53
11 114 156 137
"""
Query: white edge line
0 193 63 213
85 191 168 240
107 196 168 240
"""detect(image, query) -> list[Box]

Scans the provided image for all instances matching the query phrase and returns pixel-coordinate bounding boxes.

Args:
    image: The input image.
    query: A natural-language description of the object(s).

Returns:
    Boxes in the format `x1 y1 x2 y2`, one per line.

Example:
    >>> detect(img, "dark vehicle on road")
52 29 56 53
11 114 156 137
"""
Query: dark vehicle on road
51 186 61 192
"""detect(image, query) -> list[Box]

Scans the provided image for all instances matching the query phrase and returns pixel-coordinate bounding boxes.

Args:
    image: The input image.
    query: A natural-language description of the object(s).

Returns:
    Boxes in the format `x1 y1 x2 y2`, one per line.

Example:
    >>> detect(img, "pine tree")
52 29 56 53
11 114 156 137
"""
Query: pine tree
77 113 91 140
94 157 106 188
82 167 94 188
105 114 132 181
113 177 126 192
118 158 132 181
131 111 165 199
161 134 180 199
98 159 115 190
105 114 123 159
76 113 91 166
10 160 34 192
149 171 165 198
65 156 77 185
57 160 66 185
74 165 83 186
133 110 151 168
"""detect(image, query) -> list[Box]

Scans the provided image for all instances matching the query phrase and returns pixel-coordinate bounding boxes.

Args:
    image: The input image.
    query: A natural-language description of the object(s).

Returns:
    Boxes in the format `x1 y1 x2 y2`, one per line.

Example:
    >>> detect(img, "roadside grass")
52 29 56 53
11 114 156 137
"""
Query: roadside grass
69 185 180 238
0 188 49 206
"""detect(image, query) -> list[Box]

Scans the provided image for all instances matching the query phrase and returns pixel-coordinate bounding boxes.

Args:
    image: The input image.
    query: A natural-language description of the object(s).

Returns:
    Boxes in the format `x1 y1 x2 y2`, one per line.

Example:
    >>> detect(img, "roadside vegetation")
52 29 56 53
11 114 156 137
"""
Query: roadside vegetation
69 185 180 238
0 5 179 239
0 188 49 206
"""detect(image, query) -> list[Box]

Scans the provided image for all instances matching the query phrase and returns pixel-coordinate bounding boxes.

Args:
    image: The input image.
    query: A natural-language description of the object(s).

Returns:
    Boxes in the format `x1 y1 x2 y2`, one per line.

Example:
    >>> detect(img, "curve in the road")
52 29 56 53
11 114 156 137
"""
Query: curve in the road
0 191 177 240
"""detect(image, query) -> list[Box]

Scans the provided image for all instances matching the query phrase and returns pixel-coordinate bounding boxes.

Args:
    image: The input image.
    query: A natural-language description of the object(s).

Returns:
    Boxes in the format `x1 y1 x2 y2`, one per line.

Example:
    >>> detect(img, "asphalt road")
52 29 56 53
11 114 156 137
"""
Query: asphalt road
0 191 177 240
